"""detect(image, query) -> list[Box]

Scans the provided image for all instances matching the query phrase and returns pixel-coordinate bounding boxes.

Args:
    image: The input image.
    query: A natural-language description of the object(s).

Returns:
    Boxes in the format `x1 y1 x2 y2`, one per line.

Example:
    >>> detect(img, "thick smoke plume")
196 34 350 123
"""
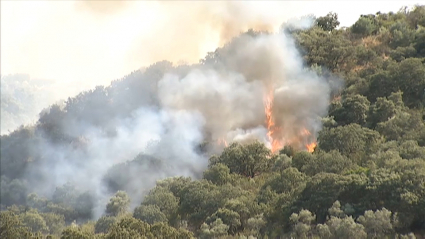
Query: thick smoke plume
2 5 337 220
77 1 286 65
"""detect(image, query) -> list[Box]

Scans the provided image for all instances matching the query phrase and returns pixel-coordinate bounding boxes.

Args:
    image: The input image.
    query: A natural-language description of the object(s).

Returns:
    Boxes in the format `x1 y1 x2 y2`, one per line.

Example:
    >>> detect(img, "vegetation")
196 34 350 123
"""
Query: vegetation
1 6 425 238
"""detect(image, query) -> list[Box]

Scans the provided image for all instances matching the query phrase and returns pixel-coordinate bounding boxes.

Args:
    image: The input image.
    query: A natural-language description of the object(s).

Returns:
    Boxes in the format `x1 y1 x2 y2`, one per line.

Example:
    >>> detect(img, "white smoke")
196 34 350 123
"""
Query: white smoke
4 18 338 220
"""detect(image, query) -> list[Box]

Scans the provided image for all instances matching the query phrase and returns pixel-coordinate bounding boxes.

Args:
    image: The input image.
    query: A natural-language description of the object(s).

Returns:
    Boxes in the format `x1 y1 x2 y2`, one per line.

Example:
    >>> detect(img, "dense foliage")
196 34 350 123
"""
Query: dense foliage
1 6 425 238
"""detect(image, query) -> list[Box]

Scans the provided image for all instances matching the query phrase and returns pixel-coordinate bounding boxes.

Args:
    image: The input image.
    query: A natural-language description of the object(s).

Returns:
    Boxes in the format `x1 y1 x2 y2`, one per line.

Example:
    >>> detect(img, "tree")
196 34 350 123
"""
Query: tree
245 214 266 237
133 205 167 224
398 140 425 159
262 167 307 195
94 216 116 234
105 191 130 217
302 150 353 175
292 151 314 171
316 12 340 31
294 173 366 222
332 94 371 126
41 212 65 235
368 95 398 128
352 16 378 36
294 27 355 71
203 163 231 186
150 222 193 239
0 211 33 239
325 216 367 239
406 5 425 28
318 124 382 164
328 201 346 219
178 180 218 228
141 187 179 224
391 58 425 107
290 209 316 239
210 141 272 178
377 110 424 142
20 210 49 234
389 22 416 48
105 216 152 239
61 226 92 239
414 26 425 56
206 208 241 235
199 219 229 239
357 208 396 238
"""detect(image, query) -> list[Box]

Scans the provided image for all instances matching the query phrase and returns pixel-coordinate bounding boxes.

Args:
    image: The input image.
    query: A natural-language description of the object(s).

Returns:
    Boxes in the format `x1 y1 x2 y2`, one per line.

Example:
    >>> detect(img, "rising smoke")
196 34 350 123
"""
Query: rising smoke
2 2 339 220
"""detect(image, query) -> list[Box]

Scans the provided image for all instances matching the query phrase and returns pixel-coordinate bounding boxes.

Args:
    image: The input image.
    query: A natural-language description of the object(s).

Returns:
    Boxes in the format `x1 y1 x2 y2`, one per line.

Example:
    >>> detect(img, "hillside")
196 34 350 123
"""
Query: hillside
1 6 425 239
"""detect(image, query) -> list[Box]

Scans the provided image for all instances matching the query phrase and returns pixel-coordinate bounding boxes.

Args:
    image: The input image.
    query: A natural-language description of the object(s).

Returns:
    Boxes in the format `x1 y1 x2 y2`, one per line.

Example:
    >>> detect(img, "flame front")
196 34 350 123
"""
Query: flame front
263 89 317 153
264 90 282 153
306 142 317 153
218 138 228 147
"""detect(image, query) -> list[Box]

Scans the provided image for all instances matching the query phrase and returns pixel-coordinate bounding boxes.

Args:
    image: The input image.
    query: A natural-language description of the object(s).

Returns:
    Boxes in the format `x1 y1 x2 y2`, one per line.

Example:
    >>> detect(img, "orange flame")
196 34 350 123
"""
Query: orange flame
263 89 317 153
306 142 317 153
217 138 228 147
301 128 317 152
264 89 283 153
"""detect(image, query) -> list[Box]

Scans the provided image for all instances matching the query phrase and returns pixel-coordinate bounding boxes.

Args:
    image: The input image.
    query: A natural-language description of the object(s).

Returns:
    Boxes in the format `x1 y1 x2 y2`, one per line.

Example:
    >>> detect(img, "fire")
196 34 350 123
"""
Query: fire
263 89 317 153
306 141 317 153
264 89 282 153
217 138 228 147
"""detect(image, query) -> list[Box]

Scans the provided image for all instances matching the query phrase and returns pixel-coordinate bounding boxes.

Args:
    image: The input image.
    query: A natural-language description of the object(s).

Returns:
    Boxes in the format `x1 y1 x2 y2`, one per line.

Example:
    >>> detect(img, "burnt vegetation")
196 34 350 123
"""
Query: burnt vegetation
1 6 425 238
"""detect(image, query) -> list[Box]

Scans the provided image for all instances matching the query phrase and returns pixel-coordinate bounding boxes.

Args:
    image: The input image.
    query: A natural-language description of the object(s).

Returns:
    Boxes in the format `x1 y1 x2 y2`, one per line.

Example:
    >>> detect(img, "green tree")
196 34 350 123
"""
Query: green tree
61 226 93 239
332 94 370 126
295 27 355 71
357 208 396 238
203 163 231 186
41 212 65 235
20 210 49 234
389 22 416 48
134 205 168 224
351 16 378 36
290 209 316 239
105 216 152 239
302 150 353 175
368 95 398 128
94 216 116 234
0 211 34 239
206 208 241 235
292 151 314 171
414 26 425 56
318 124 382 164
262 167 307 195
142 187 179 224
316 12 340 31
178 180 218 228
199 219 229 239
245 214 266 237
150 222 193 239
105 191 131 217
391 58 425 107
325 216 367 239
210 141 272 178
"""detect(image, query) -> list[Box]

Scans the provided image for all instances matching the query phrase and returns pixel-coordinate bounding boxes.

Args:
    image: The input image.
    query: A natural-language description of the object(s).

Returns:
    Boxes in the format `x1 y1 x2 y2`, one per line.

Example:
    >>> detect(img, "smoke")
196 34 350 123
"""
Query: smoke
158 30 332 150
29 106 207 217
75 1 129 15
0 74 82 135
2 3 340 220
128 1 287 65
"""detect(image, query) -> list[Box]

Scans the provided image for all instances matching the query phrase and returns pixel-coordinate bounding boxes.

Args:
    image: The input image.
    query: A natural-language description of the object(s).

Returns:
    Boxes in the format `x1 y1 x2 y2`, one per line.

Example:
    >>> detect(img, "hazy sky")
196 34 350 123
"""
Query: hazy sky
1 1 423 92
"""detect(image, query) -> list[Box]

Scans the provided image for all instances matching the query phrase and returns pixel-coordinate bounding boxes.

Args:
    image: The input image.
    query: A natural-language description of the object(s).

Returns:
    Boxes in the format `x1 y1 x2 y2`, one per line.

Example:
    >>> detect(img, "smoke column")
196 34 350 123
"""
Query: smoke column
2 4 339 219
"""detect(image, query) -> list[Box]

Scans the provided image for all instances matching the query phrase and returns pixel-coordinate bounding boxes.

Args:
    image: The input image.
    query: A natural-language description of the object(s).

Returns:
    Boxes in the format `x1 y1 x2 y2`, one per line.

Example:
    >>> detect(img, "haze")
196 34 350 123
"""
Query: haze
0 0 422 134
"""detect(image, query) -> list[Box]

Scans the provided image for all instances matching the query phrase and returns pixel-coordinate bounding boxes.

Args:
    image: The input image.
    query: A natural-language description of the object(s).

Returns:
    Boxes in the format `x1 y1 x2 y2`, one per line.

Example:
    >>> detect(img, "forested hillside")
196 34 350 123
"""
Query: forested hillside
1 6 425 239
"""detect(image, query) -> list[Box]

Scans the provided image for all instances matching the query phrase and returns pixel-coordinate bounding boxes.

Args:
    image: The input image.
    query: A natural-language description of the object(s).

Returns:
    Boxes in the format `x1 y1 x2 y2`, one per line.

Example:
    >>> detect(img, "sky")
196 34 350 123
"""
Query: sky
1 0 423 93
